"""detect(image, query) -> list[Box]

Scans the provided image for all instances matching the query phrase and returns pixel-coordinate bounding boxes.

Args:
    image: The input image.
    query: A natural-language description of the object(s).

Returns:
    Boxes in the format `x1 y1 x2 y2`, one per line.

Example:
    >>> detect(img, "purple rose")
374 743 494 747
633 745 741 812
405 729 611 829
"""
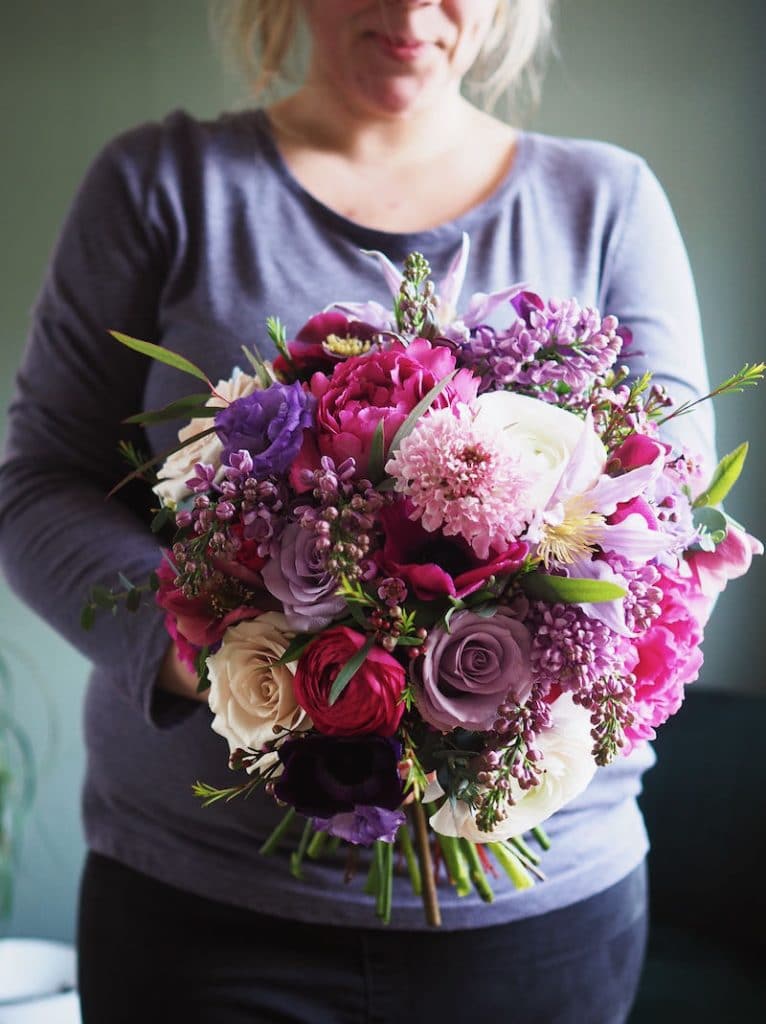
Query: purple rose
214 382 315 477
312 806 405 846
414 608 532 732
261 523 346 631
274 735 404 819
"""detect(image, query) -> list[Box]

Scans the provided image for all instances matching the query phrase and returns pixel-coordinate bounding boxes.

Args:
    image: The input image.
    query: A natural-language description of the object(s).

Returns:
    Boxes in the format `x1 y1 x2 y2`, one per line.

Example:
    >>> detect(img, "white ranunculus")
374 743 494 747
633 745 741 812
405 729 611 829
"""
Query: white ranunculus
427 694 597 842
474 392 605 511
153 370 262 506
207 612 311 773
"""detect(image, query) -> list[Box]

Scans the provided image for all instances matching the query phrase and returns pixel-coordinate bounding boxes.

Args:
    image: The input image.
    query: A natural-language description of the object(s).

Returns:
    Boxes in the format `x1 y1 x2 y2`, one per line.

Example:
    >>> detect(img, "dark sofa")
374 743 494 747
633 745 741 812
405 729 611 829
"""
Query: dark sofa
629 690 765 1021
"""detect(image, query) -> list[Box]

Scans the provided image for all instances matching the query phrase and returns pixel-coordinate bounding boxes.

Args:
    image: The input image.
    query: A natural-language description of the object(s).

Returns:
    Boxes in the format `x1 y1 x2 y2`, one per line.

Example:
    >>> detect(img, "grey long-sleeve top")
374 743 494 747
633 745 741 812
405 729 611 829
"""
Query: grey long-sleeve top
0 109 714 929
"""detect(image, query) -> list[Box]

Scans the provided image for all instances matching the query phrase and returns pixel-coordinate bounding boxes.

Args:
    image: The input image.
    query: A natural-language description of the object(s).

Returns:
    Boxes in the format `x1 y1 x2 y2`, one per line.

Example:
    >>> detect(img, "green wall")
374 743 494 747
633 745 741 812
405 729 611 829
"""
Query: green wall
1 0 763 942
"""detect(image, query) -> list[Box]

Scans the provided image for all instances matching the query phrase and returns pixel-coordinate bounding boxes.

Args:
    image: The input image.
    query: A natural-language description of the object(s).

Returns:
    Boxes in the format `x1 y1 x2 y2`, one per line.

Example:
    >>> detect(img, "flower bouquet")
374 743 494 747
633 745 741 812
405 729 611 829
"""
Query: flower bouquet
87 237 763 926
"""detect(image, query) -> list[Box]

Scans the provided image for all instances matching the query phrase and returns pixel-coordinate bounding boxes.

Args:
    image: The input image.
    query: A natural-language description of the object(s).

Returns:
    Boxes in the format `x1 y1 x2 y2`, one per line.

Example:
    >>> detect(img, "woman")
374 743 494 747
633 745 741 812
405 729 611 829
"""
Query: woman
0 1 714 1021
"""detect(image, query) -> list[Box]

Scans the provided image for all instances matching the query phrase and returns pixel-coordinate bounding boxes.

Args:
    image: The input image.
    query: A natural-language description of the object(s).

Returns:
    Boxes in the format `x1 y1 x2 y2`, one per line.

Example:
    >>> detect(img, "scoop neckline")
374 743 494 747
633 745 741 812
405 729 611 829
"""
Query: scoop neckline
249 107 533 252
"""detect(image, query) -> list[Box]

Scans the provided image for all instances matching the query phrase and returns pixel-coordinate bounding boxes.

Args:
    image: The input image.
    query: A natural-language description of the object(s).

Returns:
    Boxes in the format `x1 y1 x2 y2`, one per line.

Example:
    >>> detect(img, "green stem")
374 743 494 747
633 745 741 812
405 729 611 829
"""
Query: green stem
437 833 472 897
365 848 380 896
509 834 540 866
381 841 394 925
488 842 534 890
398 821 422 896
289 819 314 879
532 826 551 851
459 840 494 903
307 830 329 860
258 806 296 856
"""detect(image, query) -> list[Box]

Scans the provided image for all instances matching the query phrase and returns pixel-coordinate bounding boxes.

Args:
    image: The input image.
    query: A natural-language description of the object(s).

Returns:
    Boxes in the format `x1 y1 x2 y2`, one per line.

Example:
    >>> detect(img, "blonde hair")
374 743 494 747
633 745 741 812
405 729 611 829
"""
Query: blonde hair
211 0 555 113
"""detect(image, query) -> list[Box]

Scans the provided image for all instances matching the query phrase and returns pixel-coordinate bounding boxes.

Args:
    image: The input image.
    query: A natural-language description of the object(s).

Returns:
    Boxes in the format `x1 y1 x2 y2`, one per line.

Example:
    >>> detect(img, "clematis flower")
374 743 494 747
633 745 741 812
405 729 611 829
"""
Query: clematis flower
529 412 673 571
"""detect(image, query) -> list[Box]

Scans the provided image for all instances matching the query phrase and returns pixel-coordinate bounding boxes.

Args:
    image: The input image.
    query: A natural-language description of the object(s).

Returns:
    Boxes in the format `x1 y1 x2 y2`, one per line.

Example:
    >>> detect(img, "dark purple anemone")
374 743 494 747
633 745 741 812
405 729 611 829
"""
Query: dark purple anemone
274 735 404 819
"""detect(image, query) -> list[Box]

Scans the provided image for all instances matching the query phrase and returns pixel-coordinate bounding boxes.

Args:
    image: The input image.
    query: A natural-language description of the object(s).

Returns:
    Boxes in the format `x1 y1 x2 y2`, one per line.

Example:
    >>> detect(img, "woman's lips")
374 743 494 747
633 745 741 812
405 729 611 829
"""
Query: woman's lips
369 32 431 62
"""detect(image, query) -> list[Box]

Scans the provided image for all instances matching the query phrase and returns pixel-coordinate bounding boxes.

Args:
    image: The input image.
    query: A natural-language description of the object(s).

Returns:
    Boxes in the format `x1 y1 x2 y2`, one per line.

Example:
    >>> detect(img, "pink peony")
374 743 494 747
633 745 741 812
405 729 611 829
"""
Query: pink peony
306 339 479 479
624 566 704 751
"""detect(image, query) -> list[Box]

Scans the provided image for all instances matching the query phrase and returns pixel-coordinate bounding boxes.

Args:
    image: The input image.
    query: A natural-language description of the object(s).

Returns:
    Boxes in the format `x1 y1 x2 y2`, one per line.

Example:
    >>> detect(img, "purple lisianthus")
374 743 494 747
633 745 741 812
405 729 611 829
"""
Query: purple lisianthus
414 608 533 732
313 806 405 846
261 523 346 631
274 735 404 819
214 382 315 477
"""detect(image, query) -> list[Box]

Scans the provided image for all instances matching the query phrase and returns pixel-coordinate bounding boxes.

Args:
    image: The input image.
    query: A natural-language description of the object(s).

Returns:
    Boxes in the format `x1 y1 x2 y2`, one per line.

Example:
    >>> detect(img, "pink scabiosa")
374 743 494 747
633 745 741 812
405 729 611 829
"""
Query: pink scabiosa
385 404 534 559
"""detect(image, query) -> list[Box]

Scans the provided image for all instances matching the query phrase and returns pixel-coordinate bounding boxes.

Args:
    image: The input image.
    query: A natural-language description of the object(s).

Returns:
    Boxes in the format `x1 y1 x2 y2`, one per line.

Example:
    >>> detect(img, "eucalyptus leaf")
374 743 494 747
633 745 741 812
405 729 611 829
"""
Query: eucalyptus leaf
328 636 374 705
110 332 210 383
123 392 213 426
387 370 458 457
90 585 114 609
693 442 748 508
521 574 626 604
80 604 96 631
692 506 728 547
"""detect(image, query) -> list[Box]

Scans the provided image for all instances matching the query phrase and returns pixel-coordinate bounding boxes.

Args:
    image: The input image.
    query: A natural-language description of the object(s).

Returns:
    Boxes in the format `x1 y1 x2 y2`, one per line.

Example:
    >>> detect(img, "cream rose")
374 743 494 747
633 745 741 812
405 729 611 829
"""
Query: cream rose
427 694 597 842
474 392 605 511
206 612 311 773
153 369 262 506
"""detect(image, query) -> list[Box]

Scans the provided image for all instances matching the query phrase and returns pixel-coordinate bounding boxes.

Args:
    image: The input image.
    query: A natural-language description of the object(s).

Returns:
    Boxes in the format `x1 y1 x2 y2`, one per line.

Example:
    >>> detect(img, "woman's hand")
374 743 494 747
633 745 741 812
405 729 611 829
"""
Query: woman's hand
156 642 208 704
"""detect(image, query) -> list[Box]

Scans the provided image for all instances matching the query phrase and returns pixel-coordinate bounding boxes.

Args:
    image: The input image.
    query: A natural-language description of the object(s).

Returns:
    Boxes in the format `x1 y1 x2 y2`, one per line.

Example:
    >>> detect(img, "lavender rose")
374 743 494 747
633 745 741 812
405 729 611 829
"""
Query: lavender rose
414 608 533 732
261 523 346 631
214 381 315 476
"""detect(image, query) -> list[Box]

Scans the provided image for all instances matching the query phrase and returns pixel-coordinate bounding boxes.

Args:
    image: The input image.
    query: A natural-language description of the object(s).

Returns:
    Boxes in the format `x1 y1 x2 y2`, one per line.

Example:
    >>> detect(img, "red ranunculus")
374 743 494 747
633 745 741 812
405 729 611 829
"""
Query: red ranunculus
306 338 479 479
293 626 406 736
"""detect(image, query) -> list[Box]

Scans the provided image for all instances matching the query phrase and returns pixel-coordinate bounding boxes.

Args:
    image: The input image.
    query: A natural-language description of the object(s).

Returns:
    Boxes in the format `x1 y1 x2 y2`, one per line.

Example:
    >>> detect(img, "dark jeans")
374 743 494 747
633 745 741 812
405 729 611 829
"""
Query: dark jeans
77 851 648 1023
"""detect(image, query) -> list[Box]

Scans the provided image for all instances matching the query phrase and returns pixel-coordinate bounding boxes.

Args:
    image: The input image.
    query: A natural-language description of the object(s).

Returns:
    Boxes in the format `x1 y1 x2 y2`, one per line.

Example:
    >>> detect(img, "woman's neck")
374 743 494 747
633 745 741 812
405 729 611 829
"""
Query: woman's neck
267 84 482 169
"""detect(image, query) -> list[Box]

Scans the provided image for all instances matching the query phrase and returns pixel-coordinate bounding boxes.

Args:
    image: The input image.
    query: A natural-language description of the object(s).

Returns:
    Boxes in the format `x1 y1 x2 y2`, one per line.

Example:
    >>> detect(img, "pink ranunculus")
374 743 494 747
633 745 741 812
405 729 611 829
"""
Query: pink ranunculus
155 559 261 668
686 523 763 599
624 566 704 751
376 499 527 601
309 339 479 479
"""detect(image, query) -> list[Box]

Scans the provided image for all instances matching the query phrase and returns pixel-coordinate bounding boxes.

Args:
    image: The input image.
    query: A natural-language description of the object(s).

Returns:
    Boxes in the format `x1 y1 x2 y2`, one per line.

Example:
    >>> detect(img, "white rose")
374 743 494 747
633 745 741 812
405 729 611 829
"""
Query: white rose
153 370 262 506
474 392 604 511
427 693 597 842
207 612 311 773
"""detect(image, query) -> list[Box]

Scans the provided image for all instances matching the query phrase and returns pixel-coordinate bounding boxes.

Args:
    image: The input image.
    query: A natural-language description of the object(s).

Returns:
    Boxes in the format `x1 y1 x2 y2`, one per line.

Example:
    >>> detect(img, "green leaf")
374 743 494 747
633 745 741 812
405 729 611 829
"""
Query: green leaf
387 370 458 458
273 633 316 666
328 636 374 705
195 646 211 694
90 585 114 609
240 345 273 388
395 636 423 647
123 392 214 426
125 589 141 613
693 442 749 508
80 604 96 631
110 332 210 384
521 574 626 604
149 571 160 592
367 419 386 482
151 506 174 534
